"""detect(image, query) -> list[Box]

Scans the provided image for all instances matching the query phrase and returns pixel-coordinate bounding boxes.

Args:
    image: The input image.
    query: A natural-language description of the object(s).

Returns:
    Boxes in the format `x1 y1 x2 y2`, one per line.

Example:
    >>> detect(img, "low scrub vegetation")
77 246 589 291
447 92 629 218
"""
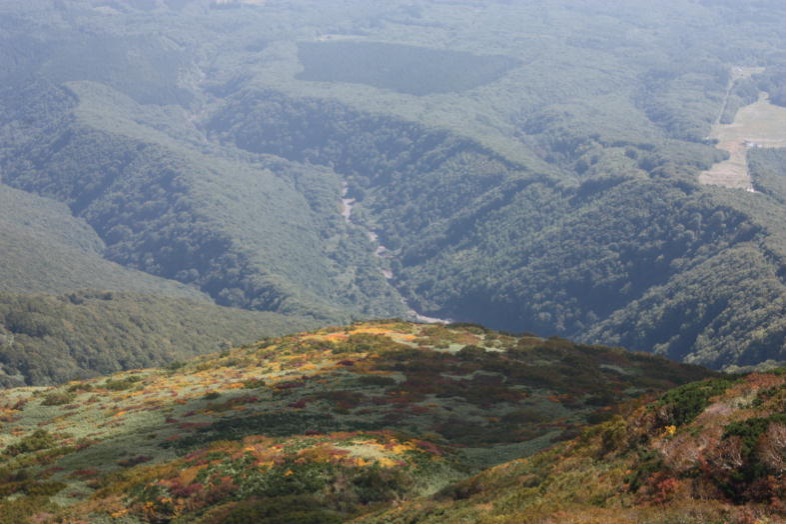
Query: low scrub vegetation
0 321 731 522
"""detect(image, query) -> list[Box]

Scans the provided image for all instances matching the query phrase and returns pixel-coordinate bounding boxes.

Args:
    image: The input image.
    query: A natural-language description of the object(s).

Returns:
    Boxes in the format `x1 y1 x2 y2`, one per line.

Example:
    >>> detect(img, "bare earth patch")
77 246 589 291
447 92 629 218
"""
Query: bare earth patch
700 93 786 190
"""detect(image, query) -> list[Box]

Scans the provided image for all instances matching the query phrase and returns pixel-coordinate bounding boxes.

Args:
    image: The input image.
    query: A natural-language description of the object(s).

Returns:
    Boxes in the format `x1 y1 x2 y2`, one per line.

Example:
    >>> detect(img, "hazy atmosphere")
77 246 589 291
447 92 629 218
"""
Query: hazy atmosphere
0 0 784 522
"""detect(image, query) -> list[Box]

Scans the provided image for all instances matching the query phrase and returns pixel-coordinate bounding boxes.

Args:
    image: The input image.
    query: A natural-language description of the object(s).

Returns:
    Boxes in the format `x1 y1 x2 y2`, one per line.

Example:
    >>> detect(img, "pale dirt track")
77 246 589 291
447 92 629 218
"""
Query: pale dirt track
700 93 786 190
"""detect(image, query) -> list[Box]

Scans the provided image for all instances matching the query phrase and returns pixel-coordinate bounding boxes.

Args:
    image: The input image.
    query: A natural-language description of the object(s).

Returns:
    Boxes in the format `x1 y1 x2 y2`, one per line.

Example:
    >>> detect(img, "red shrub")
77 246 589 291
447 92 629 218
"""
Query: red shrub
71 468 100 479
117 455 153 468
276 381 305 390
169 481 204 499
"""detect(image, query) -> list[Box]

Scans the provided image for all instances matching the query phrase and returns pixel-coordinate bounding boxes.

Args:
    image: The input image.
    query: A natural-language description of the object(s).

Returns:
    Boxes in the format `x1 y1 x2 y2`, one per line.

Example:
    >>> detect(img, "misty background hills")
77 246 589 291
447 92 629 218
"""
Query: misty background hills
0 0 784 385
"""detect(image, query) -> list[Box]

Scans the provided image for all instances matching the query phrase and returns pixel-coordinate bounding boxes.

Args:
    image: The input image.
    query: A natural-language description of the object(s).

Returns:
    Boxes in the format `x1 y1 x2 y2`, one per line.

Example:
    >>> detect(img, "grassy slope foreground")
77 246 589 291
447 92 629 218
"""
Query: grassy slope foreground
0 321 720 523
370 369 785 524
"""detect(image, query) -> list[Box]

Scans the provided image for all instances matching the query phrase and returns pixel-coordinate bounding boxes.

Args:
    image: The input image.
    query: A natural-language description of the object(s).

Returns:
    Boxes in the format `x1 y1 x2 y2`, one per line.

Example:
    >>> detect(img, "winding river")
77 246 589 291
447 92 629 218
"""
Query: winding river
341 183 450 324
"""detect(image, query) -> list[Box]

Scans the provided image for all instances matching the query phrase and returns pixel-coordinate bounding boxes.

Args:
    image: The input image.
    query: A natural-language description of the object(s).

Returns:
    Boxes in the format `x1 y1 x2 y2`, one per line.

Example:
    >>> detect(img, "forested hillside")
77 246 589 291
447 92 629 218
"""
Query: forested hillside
211 91 782 369
0 0 783 376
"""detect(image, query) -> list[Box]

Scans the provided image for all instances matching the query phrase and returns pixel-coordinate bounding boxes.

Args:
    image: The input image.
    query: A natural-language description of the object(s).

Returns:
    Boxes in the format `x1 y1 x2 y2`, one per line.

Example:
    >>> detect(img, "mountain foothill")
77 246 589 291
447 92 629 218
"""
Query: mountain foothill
0 2 783 521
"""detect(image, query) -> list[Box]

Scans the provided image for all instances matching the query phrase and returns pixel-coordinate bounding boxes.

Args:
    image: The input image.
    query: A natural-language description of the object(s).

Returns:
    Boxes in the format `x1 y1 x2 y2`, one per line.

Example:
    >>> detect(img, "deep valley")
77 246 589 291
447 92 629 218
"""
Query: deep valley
0 0 783 522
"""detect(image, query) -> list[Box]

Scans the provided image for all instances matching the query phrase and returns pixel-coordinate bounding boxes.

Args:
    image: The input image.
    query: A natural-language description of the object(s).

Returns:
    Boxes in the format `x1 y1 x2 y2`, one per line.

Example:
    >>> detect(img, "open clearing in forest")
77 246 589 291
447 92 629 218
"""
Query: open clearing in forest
700 93 786 190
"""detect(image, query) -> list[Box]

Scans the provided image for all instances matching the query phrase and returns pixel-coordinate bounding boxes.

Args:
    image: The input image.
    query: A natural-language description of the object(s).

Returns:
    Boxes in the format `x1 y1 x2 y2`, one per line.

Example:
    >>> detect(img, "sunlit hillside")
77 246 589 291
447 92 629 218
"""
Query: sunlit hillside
0 321 722 523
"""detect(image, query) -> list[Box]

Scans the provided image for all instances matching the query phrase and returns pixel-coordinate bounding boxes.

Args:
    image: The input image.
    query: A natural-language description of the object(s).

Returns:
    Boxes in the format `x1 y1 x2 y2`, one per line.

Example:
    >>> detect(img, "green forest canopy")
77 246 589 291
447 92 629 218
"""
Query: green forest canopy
0 0 782 382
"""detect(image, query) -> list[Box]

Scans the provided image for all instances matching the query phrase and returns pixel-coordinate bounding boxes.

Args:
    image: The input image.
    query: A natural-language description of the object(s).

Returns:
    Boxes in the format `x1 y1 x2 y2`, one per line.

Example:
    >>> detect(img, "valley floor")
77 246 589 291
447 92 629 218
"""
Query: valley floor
700 93 786 190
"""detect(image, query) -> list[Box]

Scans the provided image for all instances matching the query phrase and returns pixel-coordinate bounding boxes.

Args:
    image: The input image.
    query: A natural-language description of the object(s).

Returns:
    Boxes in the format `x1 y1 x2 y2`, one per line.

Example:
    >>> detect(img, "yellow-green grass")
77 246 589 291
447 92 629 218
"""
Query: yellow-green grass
0 321 717 523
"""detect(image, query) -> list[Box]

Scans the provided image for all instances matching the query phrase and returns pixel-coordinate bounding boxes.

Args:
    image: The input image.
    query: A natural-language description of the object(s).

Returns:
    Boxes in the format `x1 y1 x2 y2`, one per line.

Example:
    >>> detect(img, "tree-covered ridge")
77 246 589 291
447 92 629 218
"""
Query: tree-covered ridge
0 290 318 387
0 321 717 523
0 79 407 322
211 89 784 369
0 182 210 300
370 370 785 524
749 147 786 204
0 0 783 371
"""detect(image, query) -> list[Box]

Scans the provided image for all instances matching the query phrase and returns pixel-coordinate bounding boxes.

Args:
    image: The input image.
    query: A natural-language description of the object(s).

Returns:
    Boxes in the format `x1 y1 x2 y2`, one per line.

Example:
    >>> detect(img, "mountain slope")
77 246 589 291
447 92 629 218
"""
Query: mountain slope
0 321 717 523
1 80 406 321
366 369 785 524
0 0 783 371
0 290 318 387
211 89 784 369
0 184 204 299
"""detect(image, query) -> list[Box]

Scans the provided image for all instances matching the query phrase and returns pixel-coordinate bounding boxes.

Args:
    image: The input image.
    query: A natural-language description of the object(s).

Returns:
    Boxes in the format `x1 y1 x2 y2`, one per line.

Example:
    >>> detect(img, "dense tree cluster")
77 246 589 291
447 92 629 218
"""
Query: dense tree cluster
0 290 317 386
213 89 784 369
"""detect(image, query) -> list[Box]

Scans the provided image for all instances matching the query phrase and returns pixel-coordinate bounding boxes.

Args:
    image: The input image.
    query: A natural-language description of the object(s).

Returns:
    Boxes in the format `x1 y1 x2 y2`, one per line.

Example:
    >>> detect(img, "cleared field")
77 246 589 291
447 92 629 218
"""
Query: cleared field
700 93 786 190
296 41 520 96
